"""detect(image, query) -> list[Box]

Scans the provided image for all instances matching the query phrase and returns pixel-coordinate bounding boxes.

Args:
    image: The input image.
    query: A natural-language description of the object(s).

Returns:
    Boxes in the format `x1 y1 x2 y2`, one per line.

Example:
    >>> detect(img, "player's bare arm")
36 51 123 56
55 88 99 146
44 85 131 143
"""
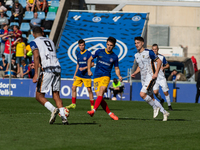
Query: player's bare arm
152 58 162 79
131 66 140 78
79 62 94 71
33 49 39 83
73 63 79 79
115 66 122 82
87 56 93 76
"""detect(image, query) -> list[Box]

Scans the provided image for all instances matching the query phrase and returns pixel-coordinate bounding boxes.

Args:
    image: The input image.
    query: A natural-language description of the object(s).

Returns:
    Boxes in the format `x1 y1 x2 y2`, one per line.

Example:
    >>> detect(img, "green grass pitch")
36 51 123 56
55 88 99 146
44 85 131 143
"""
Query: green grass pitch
0 97 200 150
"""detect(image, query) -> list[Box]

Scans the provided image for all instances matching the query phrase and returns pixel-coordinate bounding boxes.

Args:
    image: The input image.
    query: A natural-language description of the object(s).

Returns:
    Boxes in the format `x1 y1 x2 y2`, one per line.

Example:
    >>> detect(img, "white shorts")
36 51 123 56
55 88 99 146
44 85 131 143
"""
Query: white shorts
37 72 61 93
153 78 169 92
141 76 156 96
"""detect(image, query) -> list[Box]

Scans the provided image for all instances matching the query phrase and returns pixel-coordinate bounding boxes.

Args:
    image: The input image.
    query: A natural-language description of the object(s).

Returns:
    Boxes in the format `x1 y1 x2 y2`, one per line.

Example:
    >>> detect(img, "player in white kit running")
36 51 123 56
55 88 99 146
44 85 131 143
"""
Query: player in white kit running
131 37 170 121
30 27 68 125
152 44 173 110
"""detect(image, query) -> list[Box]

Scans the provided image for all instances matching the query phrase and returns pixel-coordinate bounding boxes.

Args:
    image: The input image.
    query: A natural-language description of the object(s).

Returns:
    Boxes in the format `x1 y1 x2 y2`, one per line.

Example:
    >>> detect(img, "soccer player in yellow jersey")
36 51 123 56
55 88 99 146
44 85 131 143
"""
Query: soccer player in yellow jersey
66 39 95 110
87 37 122 120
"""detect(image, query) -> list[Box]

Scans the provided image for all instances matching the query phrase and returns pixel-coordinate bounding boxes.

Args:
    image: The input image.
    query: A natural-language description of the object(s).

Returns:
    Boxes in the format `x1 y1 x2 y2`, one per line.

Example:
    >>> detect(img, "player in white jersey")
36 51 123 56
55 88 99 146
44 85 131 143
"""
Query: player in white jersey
131 37 170 121
30 27 68 125
152 44 173 110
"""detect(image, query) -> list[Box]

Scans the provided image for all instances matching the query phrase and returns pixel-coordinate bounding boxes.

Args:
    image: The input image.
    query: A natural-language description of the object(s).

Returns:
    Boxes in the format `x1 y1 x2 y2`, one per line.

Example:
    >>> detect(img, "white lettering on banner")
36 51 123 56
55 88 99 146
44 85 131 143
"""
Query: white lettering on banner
0 89 13 95
61 85 71 96
0 82 16 89
76 87 79 96
80 87 89 97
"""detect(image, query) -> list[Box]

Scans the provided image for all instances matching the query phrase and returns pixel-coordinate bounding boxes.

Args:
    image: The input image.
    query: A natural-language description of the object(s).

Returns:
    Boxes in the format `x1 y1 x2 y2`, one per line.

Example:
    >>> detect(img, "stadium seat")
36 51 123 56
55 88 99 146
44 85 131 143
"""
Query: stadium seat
23 11 34 20
5 0 13 8
6 11 11 19
19 0 26 8
27 34 34 43
51 1 60 7
10 22 19 27
46 12 56 21
22 34 27 39
20 23 30 32
37 12 45 20
43 29 51 32
48 6 58 13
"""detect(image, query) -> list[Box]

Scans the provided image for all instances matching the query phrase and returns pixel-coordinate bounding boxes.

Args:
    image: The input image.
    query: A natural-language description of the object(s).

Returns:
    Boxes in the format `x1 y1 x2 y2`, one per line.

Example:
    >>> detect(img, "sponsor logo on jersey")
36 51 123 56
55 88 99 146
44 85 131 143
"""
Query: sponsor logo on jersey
68 37 128 64
92 17 101 22
31 46 36 50
98 60 110 66
132 16 141 21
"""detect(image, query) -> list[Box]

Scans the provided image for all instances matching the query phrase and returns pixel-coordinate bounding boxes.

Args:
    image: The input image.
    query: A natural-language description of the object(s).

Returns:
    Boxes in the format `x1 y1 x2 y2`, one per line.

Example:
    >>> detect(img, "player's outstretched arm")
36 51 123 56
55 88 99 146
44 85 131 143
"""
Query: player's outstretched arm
87 56 93 76
131 66 140 78
33 49 39 83
115 66 122 82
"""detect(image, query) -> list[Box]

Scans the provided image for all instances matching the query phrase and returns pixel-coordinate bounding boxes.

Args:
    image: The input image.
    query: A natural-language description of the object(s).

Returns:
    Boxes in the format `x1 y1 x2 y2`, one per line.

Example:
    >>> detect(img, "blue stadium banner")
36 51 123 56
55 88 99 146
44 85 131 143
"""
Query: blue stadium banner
0 78 130 101
57 10 148 79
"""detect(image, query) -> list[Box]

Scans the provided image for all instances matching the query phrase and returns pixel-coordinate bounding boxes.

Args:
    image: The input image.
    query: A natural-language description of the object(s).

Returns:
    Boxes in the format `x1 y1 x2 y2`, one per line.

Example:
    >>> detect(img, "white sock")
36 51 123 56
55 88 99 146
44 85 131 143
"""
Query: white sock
108 112 112 115
155 93 163 101
165 94 171 106
92 109 96 113
154 99 166 114
144 95 157 109
44 101 55 112
59 107 67 119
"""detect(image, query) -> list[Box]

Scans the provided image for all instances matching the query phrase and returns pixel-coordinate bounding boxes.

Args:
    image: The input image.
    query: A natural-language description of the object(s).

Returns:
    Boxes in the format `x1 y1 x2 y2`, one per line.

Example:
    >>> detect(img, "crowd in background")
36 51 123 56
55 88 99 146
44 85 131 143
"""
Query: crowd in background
0 0 53 79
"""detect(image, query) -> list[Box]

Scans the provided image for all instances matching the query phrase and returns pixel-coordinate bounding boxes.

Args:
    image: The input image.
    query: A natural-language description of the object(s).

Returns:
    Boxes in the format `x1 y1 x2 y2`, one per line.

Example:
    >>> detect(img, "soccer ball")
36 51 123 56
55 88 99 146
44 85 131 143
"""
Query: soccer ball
112 97 117 101
58 107 70 118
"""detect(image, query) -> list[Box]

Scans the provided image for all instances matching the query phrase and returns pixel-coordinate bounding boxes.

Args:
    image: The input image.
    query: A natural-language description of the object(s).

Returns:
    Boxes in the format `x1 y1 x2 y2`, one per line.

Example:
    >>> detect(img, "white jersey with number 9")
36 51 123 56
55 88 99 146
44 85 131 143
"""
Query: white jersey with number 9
30 36 61 73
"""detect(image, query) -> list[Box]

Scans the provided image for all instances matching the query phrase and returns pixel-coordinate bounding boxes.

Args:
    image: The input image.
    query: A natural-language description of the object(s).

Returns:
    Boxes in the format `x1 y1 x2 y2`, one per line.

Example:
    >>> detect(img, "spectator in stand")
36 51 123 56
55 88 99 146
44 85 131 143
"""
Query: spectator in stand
0 54 7 77
28 60 35 78
26 44 32 64
0 25 9 57
0 13 8 29
13 37 26 67
0 2 7 13
13 25 22 40
26 0 36 12
191 56 198 73
109 78 124 100
0 1 5 6
2 37 15 63
30 12 42 29
10 0 23 26
36 0 47 12
21 59 29 78
6 56 20 78
168 69 187 81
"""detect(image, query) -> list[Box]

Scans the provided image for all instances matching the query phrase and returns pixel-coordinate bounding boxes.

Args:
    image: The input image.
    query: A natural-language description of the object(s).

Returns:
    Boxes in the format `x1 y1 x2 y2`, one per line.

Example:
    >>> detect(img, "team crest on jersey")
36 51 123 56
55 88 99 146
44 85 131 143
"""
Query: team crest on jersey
110 58 113 62
143 55 145 58
83 57 86 60
31 46 35 50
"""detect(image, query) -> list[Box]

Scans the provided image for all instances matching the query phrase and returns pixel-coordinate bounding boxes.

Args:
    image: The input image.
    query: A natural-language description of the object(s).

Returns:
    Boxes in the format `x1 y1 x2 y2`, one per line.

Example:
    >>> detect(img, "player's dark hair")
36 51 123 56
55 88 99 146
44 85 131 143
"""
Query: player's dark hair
107 37 116 46
78 39 85 44
113 78 118 83
152 43 159 48
134 36 144 42
33 27 43 34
